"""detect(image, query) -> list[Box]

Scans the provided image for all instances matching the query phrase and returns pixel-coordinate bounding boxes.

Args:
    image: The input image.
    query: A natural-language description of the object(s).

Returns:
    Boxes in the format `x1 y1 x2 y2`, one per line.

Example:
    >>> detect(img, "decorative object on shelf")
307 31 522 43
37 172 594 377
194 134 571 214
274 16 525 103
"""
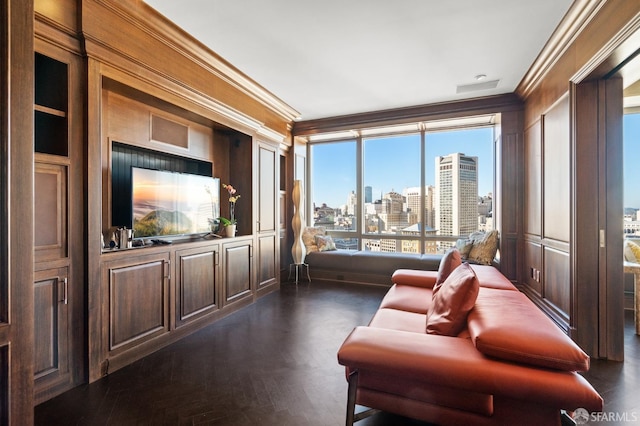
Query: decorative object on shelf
219 217 237 237
218 183 241 237
115 226 134 249
291 180 306 264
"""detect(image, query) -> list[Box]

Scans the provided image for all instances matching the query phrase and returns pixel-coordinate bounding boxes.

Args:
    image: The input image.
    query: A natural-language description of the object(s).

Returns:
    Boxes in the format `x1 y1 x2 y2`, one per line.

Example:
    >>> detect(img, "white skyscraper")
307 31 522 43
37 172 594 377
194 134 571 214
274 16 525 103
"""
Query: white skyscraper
435 153 478 238
346 190 357 216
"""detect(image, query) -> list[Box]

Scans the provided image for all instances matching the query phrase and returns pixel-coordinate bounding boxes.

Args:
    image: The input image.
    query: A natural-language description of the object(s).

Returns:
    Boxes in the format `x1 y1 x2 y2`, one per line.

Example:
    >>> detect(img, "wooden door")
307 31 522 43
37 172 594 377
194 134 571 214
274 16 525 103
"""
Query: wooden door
573 78 624 360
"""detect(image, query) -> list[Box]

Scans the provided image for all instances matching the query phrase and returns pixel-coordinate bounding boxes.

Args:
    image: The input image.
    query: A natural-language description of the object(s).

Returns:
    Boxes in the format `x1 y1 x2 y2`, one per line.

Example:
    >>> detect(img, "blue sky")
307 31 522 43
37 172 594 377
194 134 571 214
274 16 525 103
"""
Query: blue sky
624 113 640 209
311 127 494 208
311 120 640 211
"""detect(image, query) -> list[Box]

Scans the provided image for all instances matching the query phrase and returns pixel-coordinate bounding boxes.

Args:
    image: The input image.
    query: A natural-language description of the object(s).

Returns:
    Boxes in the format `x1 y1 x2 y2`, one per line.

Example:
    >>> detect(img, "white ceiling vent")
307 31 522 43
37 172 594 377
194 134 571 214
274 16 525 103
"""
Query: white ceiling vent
456 79 500 94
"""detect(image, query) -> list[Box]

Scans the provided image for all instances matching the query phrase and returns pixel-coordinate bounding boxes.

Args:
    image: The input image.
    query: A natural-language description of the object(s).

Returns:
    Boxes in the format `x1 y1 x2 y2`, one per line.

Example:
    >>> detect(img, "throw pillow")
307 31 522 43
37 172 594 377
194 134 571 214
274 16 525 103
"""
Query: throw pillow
302 227 325 253
426 262 479 336
624 239 640 263
467 230 499 265
455 238 474 259
433 248 462 296
315 234 337 252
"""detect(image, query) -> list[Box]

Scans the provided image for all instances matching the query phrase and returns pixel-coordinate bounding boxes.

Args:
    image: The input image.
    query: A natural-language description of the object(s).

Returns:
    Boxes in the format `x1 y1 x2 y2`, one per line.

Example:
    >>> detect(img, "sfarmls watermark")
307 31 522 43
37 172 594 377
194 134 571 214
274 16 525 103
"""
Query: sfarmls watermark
573 408 638 424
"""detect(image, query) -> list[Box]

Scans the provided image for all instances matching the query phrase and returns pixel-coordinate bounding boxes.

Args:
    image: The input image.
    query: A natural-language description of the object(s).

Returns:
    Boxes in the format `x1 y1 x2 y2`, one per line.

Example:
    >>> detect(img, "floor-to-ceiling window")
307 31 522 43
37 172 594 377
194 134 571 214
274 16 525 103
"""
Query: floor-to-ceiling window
623 112 640 311
624 113 640 237
309 138 358 249
307 118 495 254
362 133 421 252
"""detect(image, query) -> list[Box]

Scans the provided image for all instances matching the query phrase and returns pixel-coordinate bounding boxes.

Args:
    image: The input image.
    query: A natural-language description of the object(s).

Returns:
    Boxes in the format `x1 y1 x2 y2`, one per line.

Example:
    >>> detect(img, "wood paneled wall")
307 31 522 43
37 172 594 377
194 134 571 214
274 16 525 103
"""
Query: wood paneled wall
519 0 640 359
2 0 35 423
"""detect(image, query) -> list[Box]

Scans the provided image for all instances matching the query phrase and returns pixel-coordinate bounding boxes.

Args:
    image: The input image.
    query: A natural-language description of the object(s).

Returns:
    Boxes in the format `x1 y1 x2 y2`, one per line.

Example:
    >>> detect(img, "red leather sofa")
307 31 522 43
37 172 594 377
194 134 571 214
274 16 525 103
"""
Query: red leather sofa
337 265 603 425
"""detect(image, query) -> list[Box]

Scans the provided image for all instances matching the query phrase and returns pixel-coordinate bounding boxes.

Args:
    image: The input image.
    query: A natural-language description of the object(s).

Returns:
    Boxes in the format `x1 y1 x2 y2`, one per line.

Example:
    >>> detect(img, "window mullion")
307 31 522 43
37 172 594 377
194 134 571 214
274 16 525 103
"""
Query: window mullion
356 135 363 250
420 128 426 253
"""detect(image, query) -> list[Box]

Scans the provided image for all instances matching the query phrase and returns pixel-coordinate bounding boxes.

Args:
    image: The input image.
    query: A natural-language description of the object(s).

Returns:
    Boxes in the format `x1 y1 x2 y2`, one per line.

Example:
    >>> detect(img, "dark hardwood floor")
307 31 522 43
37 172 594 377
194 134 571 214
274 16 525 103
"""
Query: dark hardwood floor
35 281 640 425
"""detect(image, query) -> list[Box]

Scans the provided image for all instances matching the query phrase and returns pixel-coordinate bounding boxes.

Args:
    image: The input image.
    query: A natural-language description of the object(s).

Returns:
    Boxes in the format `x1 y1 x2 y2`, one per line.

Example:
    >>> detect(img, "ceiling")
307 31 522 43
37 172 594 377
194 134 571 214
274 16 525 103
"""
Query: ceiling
144 0 574 121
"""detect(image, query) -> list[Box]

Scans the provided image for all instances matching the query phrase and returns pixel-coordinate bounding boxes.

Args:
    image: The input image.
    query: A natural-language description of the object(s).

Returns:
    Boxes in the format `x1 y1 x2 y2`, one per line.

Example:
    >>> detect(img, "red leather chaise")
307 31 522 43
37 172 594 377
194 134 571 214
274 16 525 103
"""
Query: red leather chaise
337 264 603 426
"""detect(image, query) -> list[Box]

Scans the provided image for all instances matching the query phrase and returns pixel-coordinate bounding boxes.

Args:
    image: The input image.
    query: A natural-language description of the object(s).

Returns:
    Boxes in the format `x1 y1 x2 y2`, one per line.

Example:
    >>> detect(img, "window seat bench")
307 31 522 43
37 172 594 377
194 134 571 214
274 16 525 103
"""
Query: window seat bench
305 250 442 286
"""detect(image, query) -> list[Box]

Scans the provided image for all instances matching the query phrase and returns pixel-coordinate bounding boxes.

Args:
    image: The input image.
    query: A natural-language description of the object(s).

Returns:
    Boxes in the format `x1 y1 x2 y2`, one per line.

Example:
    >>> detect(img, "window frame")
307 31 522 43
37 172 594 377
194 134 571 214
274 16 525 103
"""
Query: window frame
306 117 498 254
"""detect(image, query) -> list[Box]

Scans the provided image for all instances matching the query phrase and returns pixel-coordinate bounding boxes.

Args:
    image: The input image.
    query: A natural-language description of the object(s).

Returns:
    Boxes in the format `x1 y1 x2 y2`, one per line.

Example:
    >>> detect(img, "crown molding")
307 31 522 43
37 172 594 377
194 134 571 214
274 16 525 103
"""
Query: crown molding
516 0 606 99
93 0 299 123
292 93 522 137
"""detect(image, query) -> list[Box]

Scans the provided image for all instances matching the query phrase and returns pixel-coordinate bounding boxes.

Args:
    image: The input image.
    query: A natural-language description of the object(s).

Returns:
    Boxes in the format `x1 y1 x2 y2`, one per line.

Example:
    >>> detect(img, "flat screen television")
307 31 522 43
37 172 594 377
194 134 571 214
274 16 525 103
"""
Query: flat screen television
131 167 220 238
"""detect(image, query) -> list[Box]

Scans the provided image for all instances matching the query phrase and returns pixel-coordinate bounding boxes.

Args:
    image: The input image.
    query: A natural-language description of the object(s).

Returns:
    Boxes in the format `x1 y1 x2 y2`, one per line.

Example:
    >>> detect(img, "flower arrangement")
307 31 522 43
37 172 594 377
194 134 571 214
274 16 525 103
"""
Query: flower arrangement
219 183 241 226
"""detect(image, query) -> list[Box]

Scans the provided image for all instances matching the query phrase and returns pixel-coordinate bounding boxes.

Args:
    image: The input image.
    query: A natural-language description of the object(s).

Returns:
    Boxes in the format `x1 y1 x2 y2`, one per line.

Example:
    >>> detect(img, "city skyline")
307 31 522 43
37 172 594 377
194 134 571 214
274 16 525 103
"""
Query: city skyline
310 116 640 212
311 127 494 209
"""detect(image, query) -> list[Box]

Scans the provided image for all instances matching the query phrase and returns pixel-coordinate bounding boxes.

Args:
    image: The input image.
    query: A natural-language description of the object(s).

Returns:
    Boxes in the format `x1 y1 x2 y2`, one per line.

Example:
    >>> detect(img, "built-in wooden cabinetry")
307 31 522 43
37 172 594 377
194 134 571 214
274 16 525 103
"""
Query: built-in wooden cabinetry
88 78 283 379
33 42 85 404
29 0 296 396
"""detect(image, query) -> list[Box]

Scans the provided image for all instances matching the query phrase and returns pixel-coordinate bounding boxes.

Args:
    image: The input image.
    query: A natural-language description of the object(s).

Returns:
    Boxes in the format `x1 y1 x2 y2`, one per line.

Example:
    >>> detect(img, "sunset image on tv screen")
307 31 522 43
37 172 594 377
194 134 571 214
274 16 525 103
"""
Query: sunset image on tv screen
132 167 219 238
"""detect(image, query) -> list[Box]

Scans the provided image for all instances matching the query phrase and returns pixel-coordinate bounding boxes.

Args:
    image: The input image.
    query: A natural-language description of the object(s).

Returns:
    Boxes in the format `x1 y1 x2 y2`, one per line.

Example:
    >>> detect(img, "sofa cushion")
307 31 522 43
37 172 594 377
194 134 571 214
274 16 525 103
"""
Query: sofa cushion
468 288 590 371
426 263 479 336
469 265 517 291
379 284 432 314
369 308 429 334
391 269 437 289
433 248 462 296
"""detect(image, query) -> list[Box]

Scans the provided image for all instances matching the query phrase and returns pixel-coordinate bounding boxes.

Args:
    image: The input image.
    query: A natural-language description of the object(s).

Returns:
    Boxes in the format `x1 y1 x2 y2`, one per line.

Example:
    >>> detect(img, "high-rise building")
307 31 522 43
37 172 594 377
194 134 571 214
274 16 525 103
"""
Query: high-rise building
346 190 357 216
364 186 373 203
435 153 478 238
404 186 435 227
377 191 408 231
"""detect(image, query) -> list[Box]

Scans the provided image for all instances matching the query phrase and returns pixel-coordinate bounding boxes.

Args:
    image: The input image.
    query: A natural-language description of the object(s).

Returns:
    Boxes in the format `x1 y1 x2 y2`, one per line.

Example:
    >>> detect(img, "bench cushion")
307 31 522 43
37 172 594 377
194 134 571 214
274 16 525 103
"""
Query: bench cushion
306 250 442 275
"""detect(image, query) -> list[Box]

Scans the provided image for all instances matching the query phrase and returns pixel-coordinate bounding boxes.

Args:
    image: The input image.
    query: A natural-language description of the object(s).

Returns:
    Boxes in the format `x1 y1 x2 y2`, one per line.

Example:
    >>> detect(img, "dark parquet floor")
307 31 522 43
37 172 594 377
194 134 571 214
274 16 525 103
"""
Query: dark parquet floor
35 280 640 426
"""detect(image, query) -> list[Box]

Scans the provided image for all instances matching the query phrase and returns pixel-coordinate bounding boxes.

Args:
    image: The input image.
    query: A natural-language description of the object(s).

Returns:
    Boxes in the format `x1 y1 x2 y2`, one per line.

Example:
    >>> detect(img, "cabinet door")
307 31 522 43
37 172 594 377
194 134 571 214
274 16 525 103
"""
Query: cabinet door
102 253 170 357
257 234 278 290
34 162 67 262
222 239 252 305
34 267 69 404
176 245 219 327
257 144 276 232
256 143 279 291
